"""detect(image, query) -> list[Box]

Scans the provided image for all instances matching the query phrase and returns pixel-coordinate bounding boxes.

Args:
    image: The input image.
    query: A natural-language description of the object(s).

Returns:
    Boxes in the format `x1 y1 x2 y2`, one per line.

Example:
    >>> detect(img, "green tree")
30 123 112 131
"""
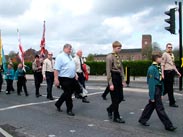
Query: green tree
173 48 182 61
152 42 162 52
8 51 17 58
87 54 94 61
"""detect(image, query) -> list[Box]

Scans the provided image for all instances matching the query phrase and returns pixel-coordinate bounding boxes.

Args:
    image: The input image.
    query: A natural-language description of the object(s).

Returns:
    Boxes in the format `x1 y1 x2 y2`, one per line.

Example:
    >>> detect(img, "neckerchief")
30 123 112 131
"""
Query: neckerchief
152 61 162 81
166 51 175 62
112 52 121 68
36 60 41 67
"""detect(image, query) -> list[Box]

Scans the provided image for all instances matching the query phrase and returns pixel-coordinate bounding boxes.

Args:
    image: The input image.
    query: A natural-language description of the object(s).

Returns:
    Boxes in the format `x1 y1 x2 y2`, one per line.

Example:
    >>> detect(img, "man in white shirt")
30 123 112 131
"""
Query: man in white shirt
42 52 54 100
74 50 90 103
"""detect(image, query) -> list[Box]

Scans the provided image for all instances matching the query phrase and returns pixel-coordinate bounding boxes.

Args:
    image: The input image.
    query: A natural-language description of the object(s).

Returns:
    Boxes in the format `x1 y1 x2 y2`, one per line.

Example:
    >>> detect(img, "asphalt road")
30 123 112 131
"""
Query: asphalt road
0 80 182 137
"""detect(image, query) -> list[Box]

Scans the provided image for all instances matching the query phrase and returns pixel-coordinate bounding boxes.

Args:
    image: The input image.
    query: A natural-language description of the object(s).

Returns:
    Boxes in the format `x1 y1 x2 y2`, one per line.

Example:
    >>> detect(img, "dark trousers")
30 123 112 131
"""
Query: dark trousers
107 72 123 119
77 72 85 88
0 73 3 92
17 76 28 95
55 77 81 112
163 70 175 105
139 86 173 128
102 85 110 97
34 72 43 96
46 72 54 98
6 79 13 93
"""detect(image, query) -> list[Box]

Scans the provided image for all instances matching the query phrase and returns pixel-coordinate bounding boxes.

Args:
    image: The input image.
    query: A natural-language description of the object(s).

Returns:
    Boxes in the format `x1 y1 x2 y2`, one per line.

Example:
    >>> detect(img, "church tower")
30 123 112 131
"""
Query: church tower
142 35 152 49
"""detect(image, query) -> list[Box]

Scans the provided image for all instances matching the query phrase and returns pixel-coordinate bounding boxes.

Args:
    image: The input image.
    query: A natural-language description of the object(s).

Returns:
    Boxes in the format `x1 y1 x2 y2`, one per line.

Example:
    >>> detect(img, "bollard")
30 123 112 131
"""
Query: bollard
125 66 130 87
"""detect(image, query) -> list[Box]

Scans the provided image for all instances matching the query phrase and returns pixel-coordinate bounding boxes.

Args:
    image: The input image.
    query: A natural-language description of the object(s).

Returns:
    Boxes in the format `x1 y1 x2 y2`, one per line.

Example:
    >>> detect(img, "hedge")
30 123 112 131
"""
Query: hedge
85 60 180 76
5 62 34 74
86 61 151 76
9 60 180 76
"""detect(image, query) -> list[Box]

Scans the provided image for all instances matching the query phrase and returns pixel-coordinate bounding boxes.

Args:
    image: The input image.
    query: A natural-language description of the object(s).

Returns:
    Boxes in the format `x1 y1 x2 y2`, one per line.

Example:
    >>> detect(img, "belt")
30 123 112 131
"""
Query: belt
77 72 83 74
164 69 174 72
111 71 121 76
46 71 54 73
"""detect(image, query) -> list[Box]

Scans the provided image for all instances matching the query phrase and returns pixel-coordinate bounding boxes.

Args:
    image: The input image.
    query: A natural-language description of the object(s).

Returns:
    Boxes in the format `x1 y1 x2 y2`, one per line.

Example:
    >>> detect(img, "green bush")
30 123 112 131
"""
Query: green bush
86 61 152 76
86 60 180 76
86 62 106 75
123 60 151 76
10 60 181 76
9 62 33 74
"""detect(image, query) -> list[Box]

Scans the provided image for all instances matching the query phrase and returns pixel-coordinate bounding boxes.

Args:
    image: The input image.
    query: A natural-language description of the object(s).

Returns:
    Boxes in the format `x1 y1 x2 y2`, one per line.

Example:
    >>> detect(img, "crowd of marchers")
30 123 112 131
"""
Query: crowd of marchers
0 42 180 132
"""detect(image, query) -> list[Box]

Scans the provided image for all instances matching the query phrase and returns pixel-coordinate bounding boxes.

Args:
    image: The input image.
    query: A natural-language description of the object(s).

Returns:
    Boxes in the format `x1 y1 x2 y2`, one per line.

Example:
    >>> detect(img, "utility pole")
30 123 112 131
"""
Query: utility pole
164 2 182 90
178 2 182 90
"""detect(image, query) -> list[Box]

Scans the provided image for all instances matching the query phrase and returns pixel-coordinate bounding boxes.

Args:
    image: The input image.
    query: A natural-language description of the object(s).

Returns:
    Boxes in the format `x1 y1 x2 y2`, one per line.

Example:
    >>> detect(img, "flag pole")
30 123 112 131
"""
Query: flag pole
40 20 46 58
0 30 2 65
17 29 25 71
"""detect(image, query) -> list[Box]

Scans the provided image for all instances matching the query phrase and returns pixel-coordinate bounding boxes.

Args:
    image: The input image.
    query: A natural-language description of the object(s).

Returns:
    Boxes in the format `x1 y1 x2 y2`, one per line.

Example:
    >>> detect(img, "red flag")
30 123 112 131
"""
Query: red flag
40 21 46 57
17 29 25 70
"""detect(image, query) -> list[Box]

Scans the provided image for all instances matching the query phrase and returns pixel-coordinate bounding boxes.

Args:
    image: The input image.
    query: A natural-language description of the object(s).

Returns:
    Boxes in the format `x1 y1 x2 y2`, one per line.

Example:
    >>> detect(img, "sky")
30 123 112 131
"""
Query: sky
0 0 182 57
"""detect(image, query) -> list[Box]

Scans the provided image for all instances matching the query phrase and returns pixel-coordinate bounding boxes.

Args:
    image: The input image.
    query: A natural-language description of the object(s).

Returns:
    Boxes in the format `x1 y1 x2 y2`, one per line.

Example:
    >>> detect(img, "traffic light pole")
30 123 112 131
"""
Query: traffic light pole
179 2 182 91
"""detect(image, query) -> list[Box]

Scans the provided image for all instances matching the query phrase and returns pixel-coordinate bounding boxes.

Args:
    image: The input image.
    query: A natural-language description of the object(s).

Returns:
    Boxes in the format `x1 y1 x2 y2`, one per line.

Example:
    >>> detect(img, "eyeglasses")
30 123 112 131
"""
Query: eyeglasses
168 47 172 49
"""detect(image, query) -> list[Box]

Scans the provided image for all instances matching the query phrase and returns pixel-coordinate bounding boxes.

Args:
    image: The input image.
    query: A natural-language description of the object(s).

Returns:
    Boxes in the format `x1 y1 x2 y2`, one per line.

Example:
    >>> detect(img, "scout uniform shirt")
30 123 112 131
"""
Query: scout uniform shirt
106 52 124 85
161 52 175 70
147 62 164 100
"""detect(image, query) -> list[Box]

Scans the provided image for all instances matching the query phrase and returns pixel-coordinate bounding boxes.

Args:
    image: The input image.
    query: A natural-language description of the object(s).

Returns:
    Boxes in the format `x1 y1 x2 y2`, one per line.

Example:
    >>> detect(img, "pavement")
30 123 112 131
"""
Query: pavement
26 74 182 91
26 74 147 81
0 75 182 137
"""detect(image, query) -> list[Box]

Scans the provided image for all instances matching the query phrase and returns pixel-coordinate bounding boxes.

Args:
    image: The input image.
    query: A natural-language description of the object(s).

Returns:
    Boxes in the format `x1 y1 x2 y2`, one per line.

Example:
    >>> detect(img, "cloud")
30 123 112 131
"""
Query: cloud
0 0 180 57
0 0 30 17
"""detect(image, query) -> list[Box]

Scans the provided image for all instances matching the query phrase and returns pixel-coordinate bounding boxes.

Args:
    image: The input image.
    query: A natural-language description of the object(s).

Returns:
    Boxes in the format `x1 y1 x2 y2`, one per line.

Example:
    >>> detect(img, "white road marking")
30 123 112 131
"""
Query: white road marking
88 86 183 96
0 127 13 137
129 112 135 115
87 91 103 96
0 87 182 112
0 100 56 111
69 130 76 133
88 124 95 127
48 135 56 137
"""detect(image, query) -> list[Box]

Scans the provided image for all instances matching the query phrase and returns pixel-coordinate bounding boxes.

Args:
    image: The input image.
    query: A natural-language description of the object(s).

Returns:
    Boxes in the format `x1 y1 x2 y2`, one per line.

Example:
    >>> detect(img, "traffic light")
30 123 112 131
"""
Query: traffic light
164 8 176 34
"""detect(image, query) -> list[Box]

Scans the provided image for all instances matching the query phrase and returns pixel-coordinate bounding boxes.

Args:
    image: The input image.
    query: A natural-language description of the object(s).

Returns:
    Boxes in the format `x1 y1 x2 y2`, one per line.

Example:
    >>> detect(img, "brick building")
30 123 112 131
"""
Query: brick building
93 34 152 61
6 48 48 64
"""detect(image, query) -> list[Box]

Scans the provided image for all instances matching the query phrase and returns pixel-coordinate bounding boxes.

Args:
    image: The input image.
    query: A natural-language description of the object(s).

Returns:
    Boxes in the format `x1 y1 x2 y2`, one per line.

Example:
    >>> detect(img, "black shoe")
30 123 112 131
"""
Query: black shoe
75 94 83 99
6 91 10 94
113 118 125 123
36 94 42 98
49 97 54 100
165 126 177 131
47 96 54 100
106 108 112 119
67 111 75 116
25 93 29 96
138 120 150 126
55 104 62 112
169 104 178 107
101 95 107 100
82 98 90 103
